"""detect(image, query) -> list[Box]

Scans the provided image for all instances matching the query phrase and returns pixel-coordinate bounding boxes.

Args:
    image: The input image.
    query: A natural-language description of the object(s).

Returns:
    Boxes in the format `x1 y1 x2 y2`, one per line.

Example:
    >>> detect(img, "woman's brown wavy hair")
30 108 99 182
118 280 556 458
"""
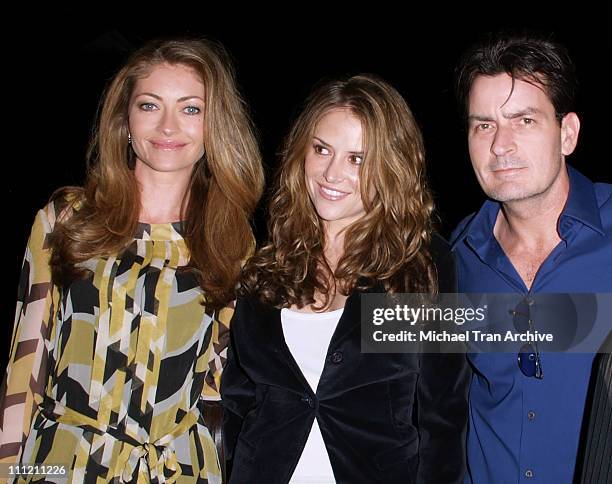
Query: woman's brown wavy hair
49 38 264 309
242 74 436 310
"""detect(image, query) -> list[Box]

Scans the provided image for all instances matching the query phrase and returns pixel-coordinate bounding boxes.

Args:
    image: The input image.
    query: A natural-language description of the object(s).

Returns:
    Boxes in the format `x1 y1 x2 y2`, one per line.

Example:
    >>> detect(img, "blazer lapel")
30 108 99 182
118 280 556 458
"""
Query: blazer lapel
328 283 384 348
254 302 313 393
246 284 383 395
327 290 362 349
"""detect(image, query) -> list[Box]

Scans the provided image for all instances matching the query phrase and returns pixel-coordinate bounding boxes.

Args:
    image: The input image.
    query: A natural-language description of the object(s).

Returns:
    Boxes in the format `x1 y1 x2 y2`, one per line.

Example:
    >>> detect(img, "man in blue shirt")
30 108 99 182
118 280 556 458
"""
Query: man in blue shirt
451 33 612 483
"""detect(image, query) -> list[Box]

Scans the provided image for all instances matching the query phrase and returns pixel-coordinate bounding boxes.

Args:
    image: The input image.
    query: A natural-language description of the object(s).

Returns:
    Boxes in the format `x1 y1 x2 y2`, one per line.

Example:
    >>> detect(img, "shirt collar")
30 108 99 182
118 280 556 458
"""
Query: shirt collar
451 164 605 253
560 165 605 235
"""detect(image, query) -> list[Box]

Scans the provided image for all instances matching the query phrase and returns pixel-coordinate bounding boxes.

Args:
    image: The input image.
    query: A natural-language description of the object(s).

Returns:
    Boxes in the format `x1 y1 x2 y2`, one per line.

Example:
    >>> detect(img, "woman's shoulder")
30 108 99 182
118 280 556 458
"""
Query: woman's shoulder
48 186 85 212
232 292 280 330
40 187 85 227
430 233 456 293
28 187 80 231
430 232 452 260
236 292 276 314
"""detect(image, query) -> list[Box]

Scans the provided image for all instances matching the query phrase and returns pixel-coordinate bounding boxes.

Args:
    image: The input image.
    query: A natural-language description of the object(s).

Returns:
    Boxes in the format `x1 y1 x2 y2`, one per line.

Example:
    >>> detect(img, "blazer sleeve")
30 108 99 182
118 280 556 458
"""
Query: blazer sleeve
220 297 257 461
0 203 59 463
416 235 470 484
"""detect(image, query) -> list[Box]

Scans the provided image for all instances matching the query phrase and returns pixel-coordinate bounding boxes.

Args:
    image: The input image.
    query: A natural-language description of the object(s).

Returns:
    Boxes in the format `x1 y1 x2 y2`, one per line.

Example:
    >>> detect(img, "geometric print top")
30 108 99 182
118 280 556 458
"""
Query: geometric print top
0 200 231 483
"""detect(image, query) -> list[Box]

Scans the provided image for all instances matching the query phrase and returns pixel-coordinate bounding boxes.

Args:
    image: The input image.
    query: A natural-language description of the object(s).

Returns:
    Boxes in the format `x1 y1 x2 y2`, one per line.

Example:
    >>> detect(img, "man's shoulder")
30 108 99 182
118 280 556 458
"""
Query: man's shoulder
594 182 612 211
450 212 478 248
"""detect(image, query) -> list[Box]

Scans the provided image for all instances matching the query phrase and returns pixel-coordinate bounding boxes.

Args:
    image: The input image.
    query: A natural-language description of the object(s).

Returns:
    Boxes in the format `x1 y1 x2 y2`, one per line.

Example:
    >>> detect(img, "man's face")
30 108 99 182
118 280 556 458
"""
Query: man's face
467 73 579 203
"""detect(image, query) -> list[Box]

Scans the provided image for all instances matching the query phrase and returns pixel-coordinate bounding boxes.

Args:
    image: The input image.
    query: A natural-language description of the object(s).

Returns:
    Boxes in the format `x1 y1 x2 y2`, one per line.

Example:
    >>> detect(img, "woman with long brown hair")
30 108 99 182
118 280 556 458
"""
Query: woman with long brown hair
222 74 469 483
0 38 263 482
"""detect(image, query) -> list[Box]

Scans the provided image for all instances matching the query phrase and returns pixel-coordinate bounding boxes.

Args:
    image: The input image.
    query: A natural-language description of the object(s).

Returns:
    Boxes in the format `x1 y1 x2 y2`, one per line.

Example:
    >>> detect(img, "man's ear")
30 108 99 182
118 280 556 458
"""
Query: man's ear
561 112 580 156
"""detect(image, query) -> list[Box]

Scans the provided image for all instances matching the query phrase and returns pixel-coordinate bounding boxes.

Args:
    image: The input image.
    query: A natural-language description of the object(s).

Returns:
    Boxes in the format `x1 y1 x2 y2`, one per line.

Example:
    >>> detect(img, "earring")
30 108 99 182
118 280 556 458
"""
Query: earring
128 133 132 144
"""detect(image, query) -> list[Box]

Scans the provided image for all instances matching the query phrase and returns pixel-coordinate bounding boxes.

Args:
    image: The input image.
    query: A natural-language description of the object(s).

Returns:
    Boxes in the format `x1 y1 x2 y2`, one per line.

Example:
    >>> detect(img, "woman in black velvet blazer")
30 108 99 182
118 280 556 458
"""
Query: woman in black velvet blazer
221 74 469 484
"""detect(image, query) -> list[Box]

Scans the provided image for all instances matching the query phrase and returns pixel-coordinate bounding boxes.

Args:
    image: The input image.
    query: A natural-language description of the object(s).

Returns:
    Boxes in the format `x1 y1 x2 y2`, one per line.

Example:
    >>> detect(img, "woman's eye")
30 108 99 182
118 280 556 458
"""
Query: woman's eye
349 155 364 165
139 102 157 111
184 106 202 115
314 144 330 155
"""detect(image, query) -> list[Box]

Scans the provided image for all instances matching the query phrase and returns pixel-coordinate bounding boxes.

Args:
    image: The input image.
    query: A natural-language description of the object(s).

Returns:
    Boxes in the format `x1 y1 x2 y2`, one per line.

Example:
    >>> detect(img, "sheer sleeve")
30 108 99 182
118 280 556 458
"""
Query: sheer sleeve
199 245 251 402
200 304 233 401
0 203 59 463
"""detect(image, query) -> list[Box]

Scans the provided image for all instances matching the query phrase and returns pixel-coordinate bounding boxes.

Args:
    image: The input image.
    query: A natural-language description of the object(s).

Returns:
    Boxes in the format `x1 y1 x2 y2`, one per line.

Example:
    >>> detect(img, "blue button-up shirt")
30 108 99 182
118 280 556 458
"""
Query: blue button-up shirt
451 165 611 483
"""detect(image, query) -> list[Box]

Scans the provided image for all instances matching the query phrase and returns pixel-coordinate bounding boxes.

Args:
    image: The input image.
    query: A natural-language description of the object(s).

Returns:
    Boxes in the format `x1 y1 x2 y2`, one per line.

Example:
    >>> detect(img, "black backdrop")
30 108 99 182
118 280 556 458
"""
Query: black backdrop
3 8 610 374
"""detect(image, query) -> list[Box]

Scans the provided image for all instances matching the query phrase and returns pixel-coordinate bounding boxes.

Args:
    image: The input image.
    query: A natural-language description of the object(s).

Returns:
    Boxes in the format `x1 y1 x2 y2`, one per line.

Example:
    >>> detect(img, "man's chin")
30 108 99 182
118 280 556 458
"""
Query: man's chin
483 186 536 203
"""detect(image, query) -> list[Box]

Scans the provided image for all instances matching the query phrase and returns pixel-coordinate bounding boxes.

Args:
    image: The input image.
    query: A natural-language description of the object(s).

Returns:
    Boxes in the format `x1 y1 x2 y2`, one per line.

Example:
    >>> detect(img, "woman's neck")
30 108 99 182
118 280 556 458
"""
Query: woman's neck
290 230 348 313
135 165 191 223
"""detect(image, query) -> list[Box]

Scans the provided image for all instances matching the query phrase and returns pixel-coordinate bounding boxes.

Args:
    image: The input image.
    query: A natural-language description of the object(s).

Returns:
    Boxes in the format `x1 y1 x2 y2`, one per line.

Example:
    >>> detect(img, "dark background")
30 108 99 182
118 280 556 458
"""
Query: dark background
3 8 610 373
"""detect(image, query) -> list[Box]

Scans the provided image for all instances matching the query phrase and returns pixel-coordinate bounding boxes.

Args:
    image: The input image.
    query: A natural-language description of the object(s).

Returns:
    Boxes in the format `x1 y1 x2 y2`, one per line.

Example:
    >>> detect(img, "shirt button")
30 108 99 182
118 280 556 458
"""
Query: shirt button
525 469 534 478
527 410 536 421
330 351 343 364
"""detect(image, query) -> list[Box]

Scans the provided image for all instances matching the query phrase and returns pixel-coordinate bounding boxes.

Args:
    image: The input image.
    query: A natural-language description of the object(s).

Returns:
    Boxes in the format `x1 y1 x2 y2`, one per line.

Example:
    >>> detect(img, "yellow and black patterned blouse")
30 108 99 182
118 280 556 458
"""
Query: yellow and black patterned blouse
0 200 231 483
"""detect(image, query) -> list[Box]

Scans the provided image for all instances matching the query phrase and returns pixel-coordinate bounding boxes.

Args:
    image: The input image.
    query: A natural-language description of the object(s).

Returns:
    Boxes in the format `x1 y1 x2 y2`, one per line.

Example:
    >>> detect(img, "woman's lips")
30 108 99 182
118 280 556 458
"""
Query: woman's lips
318 183 349 201
150 140 187 150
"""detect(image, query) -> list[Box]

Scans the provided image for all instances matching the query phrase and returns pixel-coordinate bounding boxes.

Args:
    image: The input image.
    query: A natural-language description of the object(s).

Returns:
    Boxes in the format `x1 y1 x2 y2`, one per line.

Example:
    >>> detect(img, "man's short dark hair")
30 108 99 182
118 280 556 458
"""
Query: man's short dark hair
455 32 577 123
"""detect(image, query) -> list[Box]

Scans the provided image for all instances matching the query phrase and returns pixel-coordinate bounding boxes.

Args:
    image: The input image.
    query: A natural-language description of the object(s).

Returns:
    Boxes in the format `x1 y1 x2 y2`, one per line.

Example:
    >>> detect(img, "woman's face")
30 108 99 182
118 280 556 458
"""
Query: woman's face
305 108 366 237
128 63 205 179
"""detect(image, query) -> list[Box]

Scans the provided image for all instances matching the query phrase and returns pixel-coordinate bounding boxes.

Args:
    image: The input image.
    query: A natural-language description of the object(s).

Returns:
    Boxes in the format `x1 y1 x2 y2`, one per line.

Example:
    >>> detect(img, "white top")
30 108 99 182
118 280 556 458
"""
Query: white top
281 308 343 484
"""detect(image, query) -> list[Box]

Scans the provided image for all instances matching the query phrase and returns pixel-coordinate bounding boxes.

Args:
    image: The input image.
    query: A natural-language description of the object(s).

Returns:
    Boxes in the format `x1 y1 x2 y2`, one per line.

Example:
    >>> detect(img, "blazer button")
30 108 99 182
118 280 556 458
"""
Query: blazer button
301 395 315 408
330 351 343 364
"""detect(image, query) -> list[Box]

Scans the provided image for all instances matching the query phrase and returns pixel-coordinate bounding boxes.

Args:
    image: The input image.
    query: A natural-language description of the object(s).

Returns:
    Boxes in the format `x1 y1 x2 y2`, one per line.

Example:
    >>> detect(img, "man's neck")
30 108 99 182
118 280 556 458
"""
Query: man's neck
494 168 570 249
493 168 570 289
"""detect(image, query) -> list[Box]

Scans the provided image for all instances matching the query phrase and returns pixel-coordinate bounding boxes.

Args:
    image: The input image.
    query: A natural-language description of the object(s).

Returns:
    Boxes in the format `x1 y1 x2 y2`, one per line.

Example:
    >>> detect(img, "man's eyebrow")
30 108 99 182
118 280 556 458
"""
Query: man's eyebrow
467 115 495 123
467 107 543 123
502 107 542 119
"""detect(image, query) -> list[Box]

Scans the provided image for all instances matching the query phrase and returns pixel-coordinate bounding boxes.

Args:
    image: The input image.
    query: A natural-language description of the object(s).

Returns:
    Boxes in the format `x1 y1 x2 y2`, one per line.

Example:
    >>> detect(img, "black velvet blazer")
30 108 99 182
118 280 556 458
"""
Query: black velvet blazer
221 236 469 483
